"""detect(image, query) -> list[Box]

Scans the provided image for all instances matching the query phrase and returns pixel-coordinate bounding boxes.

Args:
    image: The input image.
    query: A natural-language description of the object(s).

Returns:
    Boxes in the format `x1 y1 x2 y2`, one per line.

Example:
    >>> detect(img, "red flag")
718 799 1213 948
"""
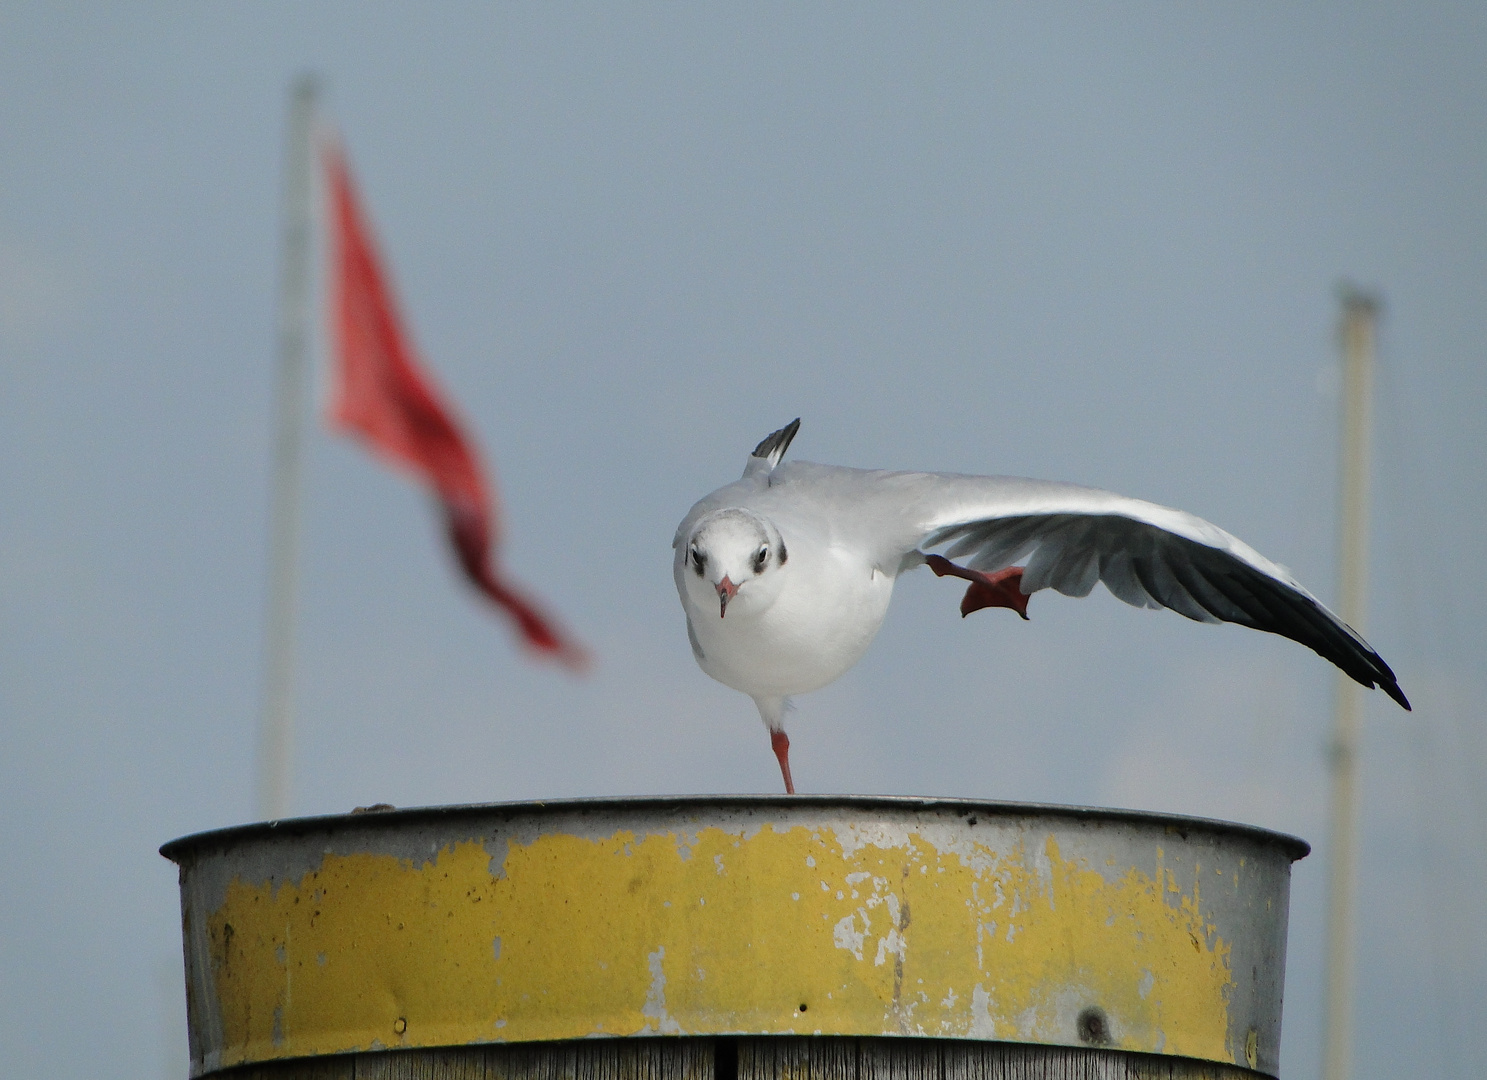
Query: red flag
324 143 587 670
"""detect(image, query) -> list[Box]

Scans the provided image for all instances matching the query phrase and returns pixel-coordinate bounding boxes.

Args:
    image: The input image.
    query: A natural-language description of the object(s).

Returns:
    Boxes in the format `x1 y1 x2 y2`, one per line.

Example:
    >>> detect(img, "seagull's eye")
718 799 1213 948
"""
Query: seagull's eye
691 547 705 576
753 545 769 574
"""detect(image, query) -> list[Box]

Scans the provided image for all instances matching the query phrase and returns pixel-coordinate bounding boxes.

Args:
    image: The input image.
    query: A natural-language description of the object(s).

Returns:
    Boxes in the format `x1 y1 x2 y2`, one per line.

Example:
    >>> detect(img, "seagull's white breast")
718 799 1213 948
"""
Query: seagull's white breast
685 534 895 699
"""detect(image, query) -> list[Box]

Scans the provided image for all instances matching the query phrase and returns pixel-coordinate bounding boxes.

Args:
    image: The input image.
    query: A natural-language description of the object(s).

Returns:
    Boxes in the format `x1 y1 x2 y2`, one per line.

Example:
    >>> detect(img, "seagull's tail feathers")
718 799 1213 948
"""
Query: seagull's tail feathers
743 419 801 479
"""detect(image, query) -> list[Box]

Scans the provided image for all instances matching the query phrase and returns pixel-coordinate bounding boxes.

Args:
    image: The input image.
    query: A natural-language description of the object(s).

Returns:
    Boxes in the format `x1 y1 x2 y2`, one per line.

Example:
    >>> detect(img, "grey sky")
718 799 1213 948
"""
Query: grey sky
1 5 1483 1079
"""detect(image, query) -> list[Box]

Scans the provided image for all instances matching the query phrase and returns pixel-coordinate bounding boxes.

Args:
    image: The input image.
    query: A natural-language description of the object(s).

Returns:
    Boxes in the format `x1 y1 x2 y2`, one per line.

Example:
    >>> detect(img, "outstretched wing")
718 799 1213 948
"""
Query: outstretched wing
895 472 1410 710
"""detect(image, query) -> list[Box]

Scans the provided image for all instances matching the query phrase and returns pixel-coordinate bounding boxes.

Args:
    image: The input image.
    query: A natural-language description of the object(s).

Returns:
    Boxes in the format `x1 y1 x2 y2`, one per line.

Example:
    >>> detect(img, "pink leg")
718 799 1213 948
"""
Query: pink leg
924 554 1031 620
771 729 795 794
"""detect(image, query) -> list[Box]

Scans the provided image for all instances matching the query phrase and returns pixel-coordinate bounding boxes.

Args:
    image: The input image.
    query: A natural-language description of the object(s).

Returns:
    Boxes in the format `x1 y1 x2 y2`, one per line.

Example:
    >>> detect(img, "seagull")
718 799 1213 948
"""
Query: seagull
674 419 1410 794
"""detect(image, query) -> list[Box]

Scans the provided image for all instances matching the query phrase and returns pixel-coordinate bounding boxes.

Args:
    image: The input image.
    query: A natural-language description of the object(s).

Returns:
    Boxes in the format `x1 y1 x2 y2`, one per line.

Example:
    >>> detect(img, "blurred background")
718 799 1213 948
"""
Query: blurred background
1 5 1483 1078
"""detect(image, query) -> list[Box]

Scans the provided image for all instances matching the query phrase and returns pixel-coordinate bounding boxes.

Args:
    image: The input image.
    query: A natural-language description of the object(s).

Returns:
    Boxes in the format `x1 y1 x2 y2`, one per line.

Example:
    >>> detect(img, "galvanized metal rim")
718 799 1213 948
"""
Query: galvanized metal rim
160 794 1309 863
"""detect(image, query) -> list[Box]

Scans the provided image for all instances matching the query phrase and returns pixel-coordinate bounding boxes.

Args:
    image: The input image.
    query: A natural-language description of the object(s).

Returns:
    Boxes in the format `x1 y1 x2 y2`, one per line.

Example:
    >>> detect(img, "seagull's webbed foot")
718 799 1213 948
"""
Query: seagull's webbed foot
924 554 1030 620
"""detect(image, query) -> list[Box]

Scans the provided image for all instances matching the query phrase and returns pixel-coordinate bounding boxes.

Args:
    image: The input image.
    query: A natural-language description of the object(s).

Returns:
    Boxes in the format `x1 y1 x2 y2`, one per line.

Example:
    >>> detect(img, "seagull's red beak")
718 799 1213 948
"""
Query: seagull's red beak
716 575 739 617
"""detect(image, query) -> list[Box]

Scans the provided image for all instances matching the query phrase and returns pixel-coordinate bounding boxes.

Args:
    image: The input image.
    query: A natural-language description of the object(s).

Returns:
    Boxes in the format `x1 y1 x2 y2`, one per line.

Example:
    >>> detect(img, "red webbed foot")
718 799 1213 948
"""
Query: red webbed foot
924 554 1030 620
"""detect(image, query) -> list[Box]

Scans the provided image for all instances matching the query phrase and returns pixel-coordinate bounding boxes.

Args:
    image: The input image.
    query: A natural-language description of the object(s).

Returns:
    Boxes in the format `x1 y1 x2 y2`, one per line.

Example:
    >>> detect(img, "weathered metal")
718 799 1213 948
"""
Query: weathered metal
162 797 1307 1079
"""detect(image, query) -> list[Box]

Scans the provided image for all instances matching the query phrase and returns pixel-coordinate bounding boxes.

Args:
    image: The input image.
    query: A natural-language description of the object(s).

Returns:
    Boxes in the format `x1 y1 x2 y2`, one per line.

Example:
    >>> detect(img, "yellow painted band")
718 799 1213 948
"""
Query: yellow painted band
206 821 1234 1069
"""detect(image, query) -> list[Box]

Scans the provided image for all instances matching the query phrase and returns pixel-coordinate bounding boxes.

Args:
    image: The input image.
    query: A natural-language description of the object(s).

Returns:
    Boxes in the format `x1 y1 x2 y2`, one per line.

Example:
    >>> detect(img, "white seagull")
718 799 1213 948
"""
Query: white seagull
674 419 1409 793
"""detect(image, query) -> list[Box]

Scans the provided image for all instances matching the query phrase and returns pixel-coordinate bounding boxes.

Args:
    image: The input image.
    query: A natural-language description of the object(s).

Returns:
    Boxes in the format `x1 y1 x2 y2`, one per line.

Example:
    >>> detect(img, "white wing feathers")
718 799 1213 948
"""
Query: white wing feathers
757 464 1409 710
917 475 1305 612
901 471 1408 710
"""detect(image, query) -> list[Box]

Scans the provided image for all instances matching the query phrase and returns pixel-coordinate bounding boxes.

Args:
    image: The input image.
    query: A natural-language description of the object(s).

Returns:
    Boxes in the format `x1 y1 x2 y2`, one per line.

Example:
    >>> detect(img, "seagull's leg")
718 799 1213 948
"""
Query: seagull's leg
753 696 796 794
923 554 1030 620
771 730 795 795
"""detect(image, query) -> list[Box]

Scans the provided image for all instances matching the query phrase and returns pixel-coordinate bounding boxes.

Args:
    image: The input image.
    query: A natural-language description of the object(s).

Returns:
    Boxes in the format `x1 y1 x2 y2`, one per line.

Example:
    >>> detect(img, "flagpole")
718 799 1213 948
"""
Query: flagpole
257 74 318 821
1321 285 1378 1080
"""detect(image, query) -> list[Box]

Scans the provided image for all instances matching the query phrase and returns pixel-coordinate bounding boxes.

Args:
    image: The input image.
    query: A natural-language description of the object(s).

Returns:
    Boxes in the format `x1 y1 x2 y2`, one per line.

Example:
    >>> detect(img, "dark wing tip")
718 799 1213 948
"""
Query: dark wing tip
1382 678 1411 711
752 418 801 462
1349 636 1410 711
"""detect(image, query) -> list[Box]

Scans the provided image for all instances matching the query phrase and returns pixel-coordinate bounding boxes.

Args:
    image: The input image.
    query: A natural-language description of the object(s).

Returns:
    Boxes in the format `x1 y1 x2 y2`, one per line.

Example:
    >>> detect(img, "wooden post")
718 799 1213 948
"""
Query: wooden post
209 1035 1268 1080
164 797 1307 1079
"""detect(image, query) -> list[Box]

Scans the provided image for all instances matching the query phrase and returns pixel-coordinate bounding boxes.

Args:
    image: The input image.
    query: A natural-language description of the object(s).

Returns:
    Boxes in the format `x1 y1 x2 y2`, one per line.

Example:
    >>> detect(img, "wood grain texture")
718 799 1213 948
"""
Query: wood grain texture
205 1037 1266 1080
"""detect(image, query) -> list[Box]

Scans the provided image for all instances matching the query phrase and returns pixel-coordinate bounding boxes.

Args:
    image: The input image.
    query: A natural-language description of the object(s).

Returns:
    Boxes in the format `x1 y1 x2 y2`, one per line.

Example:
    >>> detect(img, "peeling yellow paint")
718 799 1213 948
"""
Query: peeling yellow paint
206 824 1234 1069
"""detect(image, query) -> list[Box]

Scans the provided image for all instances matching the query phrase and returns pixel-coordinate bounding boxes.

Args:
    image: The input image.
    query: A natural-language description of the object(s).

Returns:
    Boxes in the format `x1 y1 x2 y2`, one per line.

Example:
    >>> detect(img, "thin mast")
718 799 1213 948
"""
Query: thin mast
1321 286 1378 1080
257 75 318 820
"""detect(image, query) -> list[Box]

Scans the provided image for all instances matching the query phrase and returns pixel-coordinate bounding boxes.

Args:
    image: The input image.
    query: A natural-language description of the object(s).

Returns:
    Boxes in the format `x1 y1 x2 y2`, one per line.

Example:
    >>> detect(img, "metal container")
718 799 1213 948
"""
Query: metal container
161 797 1307 1078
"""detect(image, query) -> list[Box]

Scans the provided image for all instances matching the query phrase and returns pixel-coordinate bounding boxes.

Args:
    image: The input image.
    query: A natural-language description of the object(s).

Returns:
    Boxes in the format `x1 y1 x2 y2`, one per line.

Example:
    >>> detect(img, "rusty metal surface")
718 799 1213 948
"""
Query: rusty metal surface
163 797 1306 1079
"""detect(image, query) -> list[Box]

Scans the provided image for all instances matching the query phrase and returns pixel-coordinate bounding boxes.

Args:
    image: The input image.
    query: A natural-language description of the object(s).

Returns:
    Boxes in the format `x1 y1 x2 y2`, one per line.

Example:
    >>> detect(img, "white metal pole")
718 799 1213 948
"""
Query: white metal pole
257 75 318 821
1321 286 1378 1080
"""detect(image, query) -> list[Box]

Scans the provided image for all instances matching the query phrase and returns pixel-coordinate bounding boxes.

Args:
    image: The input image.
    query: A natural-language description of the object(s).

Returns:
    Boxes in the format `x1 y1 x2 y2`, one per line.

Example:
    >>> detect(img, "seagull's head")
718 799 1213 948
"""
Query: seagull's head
683 508 788 619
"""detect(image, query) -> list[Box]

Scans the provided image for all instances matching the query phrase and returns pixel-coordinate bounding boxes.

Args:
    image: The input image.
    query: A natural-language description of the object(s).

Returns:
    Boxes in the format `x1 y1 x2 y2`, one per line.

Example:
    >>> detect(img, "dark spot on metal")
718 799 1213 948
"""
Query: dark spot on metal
1077 1006 1110 1045
393 1017 407 1035
352 803 396 813
798 1003 808 1012
966 816 978 826
714 1037 738 1080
